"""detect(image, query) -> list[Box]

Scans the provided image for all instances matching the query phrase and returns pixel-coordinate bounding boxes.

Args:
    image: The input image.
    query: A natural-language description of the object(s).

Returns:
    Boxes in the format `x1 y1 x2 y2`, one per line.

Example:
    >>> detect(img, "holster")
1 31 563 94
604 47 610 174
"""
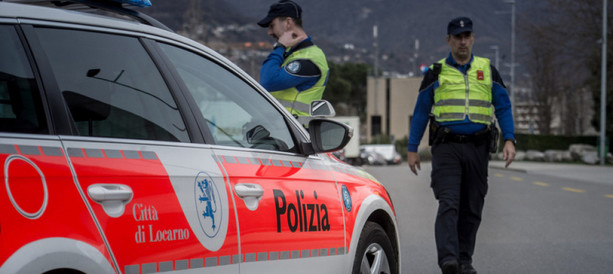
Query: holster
488 122 500 153
428 114 450 146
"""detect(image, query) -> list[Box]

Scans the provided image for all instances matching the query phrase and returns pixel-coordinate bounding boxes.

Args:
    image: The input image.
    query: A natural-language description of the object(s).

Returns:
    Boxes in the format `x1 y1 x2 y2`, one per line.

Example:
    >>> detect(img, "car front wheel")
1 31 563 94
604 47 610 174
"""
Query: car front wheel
352 221 398 274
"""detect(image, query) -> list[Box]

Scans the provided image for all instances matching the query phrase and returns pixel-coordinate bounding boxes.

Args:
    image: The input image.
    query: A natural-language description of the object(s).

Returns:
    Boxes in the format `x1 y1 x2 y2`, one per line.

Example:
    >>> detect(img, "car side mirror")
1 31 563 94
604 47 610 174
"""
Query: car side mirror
310 100 336 118
307 119 353 154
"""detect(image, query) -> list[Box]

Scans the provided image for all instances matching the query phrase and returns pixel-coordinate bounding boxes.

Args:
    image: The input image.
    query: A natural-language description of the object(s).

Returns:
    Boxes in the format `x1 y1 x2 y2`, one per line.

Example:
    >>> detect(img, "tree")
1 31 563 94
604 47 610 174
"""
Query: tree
519 0 611 136
521 22 559 134
322 62 369 120
548 0 612 137
586 37 613 139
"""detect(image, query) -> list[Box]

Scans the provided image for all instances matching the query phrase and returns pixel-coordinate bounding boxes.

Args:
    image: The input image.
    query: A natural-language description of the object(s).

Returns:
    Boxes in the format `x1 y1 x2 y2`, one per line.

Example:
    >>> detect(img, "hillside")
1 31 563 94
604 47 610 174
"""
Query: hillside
144 0 544 76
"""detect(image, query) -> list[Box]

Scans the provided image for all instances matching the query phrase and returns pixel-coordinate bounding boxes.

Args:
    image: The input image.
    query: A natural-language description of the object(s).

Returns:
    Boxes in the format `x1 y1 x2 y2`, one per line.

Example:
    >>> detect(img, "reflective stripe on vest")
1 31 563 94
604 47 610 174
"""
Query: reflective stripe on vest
270 43 328 116
432 56 493 125
277 99 311 114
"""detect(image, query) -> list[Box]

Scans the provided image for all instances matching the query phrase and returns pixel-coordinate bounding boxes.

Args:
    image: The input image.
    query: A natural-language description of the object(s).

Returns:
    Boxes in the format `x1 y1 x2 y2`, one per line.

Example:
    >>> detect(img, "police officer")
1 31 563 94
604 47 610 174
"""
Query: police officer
258 0 329 117
407 17 516 274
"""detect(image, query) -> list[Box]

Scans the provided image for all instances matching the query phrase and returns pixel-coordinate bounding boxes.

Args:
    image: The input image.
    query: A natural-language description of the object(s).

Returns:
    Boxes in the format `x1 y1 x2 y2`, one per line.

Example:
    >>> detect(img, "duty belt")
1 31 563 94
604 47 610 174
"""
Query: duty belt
441 128 490 144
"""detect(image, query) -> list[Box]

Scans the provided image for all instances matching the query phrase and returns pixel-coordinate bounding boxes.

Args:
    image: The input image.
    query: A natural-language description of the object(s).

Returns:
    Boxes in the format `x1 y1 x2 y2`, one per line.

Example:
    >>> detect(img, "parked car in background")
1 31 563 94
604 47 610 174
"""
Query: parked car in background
360 144 402 165
359 148 387 166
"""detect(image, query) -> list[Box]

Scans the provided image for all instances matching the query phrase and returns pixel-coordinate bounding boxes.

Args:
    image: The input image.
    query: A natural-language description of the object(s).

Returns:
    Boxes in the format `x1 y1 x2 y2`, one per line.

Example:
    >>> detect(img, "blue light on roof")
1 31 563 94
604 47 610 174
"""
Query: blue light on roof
110 0 152 7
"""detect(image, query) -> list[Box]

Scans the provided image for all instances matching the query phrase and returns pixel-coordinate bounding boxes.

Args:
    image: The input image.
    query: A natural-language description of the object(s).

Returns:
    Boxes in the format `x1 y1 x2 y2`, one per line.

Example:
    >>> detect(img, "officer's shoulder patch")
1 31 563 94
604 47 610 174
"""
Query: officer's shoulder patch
283 59 320 77
286 61 301 74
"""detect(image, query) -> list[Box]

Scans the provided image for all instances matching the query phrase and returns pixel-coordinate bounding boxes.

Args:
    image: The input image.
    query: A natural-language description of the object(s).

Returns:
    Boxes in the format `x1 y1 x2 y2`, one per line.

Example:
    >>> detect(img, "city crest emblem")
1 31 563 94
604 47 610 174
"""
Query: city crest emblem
341 185 352 212
194 172 223 238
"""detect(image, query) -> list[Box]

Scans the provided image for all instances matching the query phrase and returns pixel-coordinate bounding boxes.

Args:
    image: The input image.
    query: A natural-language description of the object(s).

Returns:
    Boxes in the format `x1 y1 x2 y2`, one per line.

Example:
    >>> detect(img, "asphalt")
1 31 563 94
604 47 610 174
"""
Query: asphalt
489 160 613 186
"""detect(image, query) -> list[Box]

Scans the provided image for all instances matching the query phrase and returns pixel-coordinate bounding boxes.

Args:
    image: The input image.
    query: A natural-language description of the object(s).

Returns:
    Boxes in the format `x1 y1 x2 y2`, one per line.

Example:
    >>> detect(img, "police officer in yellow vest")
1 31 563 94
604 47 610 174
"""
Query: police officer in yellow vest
407 17 516 274
258 0 329 117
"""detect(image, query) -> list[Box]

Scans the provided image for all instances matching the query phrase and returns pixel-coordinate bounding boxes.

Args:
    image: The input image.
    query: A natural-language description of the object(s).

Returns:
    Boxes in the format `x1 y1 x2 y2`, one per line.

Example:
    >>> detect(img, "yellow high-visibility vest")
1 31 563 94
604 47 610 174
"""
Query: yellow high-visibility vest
432 56 493 125
271 44 328 117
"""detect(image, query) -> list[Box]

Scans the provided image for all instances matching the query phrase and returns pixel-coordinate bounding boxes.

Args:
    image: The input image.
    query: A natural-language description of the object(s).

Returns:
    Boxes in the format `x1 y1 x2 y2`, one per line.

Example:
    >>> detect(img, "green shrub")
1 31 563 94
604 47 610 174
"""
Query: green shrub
394 136 408 161
514 134 606 152
375 133 608 162
366 134 394 145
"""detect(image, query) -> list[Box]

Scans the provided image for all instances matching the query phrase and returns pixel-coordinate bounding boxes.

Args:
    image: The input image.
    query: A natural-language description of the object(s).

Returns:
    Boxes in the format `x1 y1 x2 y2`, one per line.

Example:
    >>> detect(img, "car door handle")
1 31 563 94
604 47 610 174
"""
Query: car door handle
234 183 263 211
87 184 133 217
88 184 133 202
234 183 264 198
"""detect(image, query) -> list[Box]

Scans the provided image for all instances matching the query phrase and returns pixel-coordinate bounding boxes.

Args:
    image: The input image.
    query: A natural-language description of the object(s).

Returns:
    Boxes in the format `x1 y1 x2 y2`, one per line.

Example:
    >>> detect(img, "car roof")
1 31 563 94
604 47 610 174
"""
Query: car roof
1 1 153 30
0 1 247 79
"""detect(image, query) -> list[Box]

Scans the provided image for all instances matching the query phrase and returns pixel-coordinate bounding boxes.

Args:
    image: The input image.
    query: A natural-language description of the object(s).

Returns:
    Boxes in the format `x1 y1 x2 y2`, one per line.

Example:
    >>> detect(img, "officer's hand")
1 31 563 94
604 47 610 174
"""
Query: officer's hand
503 140 516 168
407 151 421 175
278 31 305 48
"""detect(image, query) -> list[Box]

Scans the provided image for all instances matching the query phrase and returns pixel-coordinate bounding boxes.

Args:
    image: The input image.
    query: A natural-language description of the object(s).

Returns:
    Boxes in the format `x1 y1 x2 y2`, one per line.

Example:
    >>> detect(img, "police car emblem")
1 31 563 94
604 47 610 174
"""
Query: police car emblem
194 172 222 238
286 61 301 74
341 185 352 212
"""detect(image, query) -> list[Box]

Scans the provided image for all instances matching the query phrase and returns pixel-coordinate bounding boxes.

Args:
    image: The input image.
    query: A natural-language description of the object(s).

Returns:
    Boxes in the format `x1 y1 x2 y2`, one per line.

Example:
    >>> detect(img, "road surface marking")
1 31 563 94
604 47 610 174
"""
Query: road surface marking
494 173 504 177
562 187 585 193
605 194 613 199
510 176 523 181
533 182 549 187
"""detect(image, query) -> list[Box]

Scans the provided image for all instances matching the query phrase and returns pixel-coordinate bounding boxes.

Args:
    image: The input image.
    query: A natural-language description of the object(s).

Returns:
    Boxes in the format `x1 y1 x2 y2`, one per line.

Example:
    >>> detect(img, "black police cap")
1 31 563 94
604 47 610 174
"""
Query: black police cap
447 17 473 35
258 0 302 28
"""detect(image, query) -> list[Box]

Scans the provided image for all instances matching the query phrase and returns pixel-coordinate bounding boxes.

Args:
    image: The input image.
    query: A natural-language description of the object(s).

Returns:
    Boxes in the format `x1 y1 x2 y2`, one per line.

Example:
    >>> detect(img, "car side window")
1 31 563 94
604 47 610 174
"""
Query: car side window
0 25 48 134
34 28 189 142
157 43 297 152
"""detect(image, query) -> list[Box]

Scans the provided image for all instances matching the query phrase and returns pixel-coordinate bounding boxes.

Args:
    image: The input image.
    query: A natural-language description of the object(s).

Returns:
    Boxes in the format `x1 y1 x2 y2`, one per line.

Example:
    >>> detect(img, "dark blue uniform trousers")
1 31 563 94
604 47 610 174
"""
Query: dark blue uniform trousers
431 139 489 267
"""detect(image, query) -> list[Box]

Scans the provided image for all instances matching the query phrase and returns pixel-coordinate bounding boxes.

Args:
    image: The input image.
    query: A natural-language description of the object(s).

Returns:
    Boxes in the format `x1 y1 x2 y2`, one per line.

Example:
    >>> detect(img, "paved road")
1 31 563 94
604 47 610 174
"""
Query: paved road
489 160 613 186
364 161 613 274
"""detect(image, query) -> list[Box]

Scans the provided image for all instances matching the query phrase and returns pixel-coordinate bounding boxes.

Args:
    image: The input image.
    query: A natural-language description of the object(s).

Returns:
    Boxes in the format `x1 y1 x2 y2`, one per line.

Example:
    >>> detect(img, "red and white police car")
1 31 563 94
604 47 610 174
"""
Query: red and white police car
0 1 400 273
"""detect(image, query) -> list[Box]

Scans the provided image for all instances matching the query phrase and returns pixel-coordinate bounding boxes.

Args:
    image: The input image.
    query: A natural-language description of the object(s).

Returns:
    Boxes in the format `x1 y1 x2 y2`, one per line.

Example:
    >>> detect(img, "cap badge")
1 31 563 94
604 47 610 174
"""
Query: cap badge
460 20 465 27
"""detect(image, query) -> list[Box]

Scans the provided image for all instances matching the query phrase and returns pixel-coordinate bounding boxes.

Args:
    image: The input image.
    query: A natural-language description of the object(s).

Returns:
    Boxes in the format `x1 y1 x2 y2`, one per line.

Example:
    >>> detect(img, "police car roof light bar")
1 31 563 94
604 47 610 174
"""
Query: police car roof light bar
62 0 171 31
110 0 150 8
1 0 172 32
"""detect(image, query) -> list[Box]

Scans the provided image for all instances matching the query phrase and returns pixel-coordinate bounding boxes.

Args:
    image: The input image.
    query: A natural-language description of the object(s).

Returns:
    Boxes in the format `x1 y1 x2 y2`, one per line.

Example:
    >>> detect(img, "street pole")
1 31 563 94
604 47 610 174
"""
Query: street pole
490 45 500 69
373 24 379 116
600 0 608 165
509 0 516 121
372 24 380 143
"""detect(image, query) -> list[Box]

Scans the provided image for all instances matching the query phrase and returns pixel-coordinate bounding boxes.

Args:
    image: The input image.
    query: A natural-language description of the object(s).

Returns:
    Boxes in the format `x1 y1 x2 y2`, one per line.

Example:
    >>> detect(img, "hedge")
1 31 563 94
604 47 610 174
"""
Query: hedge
514 134 607 152
389 134 609 161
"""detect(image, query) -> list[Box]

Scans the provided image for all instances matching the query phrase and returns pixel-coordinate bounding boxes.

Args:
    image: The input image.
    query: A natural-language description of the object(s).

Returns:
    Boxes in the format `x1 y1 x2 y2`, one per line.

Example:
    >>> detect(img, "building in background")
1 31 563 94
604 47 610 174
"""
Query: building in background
366 76 596 154
366 76 430 152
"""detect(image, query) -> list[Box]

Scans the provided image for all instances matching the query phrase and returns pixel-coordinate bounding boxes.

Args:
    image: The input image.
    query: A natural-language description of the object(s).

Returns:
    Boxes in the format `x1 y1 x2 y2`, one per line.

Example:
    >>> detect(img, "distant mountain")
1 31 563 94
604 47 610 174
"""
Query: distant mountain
145 0 544 76
145 0 251 29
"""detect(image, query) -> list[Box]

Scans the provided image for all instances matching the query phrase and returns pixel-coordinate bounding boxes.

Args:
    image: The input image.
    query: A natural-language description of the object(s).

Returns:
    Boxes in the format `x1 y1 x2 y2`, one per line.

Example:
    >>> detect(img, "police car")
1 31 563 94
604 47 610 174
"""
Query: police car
0 1 400 273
